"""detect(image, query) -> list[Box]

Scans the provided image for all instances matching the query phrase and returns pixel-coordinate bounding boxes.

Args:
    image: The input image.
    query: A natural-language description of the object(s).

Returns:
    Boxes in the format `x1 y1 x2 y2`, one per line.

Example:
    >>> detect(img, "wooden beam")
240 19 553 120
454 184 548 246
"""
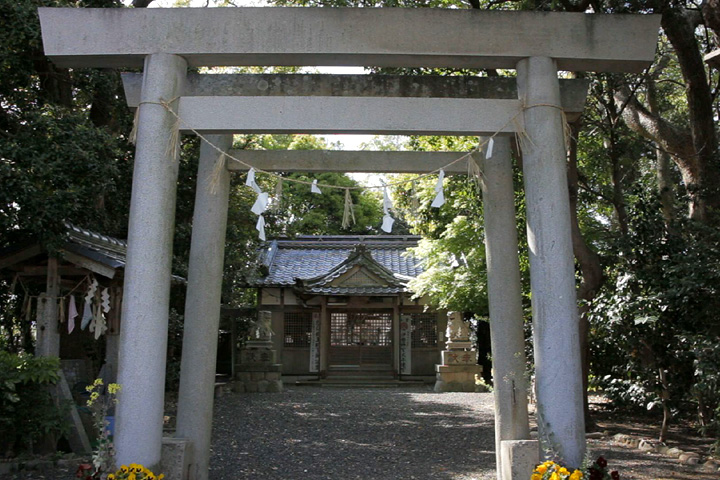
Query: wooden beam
60 250 116 279
39 8 660 73
21 265 91 276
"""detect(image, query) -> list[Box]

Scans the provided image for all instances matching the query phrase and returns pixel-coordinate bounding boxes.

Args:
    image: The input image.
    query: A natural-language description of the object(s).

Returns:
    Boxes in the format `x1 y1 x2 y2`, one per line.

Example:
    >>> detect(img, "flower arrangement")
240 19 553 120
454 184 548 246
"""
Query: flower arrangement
531 457 619 480
108 464 165 480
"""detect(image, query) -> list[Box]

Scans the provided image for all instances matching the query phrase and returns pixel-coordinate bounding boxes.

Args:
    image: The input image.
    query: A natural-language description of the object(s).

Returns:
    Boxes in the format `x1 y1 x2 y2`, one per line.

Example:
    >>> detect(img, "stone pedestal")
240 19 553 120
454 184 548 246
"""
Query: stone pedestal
234 340 283 393
434 311 482 392
434 360 484 393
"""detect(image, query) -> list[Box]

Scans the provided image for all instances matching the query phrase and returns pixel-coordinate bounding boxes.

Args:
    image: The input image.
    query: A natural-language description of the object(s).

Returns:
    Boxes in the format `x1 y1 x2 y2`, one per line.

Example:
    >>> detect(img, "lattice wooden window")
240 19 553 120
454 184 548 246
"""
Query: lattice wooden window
410 312 438 348
284 311 313 347
331 311 392 346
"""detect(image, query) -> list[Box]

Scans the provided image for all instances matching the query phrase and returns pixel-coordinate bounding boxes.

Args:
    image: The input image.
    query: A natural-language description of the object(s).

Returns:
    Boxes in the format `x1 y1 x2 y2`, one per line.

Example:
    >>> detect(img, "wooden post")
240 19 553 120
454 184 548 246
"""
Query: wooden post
319 297 329 377
36 256 60 357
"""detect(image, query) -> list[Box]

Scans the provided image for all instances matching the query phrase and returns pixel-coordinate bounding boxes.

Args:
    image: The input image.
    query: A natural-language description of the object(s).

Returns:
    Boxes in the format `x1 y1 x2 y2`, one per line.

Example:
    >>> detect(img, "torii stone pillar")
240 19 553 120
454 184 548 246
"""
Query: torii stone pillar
479 138 531 480
176 135 233 480
115 53 187 468
516 56 585 466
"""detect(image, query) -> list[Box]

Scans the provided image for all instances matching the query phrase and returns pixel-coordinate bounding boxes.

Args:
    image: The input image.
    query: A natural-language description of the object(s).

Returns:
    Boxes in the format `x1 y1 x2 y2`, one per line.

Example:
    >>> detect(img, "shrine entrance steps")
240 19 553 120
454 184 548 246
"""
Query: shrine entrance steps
289 373 432 388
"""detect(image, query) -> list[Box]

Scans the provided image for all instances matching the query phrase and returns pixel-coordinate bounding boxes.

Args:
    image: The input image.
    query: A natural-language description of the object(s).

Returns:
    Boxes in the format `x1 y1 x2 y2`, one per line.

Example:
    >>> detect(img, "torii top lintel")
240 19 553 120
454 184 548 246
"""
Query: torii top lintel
39 7 659 73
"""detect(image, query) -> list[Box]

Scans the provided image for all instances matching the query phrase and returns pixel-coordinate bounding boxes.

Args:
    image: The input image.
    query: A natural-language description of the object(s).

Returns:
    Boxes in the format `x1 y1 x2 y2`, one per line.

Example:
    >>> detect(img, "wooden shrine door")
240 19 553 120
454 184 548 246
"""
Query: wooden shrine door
328 310 393 372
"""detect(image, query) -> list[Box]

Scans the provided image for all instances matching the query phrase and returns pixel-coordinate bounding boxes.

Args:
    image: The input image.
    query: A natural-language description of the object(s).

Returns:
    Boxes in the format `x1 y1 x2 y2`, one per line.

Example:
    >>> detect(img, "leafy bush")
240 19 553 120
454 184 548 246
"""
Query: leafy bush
0 352 69 455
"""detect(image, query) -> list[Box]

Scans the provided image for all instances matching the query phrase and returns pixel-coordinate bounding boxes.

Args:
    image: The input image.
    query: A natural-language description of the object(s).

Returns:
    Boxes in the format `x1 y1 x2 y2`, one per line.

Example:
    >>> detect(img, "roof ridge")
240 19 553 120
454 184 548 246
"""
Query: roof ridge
65 222 127 255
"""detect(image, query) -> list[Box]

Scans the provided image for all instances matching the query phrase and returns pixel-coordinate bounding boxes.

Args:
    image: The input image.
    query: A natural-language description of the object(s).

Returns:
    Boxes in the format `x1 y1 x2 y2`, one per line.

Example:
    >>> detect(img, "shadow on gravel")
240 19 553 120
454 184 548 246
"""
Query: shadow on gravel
210 387 497 480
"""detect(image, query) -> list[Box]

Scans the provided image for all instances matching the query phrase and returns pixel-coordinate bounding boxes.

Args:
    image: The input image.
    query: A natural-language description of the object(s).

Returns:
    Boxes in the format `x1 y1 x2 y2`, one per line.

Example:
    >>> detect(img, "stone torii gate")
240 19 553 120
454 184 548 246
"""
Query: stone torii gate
38 6 659 480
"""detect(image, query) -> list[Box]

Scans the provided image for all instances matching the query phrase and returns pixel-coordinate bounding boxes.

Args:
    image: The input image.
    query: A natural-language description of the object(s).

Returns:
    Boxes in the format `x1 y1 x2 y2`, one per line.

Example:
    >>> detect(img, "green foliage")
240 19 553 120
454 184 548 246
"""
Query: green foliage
0 0 133 251
589 191 720 437
0 352 69 455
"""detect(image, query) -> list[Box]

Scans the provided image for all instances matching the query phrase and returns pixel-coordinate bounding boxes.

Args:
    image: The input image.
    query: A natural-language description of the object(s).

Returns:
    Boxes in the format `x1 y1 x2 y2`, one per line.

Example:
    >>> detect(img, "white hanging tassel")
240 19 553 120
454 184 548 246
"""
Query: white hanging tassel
101 288 111 313
468 155 484 192
311 179 322 194
81 300 92 330
246 168 262 194
381 184 394 233
381 214 395 233
251 192 270 215
256 215 266 241
128 107 140 145
207 153 226 195
86 278 98 303
342 188 356 229
95 315 106 340
486 138 494 159
431 169 446 208
68 295 78 334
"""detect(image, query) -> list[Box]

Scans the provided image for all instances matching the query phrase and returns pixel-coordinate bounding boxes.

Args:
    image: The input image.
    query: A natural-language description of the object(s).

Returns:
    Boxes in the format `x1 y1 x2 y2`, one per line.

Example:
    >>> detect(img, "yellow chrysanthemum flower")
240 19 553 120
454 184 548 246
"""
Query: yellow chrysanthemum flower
537 464 548 474
550 472 560 480
570 470 583 480
531 474 542 480
559 467 570 475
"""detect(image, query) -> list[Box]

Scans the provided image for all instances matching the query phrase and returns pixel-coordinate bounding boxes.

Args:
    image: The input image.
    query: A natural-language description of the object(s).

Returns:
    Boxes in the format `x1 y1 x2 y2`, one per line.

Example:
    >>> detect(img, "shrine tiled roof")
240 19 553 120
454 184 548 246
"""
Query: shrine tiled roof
64 223 127 269
255 236 423 293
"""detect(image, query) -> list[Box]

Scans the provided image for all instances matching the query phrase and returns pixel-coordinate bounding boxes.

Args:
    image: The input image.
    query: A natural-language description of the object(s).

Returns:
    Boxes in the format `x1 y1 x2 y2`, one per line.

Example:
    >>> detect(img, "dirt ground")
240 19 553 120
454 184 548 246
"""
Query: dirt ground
1 390 718 480
567 396 719 480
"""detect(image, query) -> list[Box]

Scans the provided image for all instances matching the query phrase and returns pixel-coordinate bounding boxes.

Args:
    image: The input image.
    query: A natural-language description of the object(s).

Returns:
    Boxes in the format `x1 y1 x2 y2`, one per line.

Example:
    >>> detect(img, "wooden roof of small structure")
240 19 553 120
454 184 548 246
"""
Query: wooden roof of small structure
0 223 129 282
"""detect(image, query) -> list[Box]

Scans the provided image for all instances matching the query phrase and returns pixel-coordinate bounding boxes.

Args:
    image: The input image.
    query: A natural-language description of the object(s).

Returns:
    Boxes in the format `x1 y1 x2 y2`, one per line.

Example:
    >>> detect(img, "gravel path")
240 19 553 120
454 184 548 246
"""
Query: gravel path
210 386 497 480
3 387 716 480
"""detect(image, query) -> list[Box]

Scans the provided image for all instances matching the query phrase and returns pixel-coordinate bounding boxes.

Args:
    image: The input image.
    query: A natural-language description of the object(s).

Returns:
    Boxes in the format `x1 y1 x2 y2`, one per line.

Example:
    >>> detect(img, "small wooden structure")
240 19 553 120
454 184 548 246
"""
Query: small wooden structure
0 223 127 380
250 236 446 380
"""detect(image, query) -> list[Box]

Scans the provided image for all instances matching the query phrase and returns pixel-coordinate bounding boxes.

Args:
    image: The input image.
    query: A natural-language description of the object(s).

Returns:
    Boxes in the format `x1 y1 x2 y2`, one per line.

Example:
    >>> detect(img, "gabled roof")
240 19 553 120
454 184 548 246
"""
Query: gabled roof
255 235 423 295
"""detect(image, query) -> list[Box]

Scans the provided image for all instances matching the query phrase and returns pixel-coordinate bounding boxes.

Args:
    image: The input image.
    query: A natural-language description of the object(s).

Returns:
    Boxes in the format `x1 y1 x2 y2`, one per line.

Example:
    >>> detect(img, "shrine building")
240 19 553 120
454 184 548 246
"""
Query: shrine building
250 235 447 380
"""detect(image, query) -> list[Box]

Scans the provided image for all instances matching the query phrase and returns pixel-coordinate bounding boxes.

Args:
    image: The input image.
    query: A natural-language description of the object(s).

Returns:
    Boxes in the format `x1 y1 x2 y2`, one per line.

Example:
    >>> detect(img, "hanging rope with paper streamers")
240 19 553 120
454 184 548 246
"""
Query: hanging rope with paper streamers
246 168 269 241
467 154 484 193
207 153 227 195
381 183 395 233
431 169 446 208
132 96 571 239
342 188 356 229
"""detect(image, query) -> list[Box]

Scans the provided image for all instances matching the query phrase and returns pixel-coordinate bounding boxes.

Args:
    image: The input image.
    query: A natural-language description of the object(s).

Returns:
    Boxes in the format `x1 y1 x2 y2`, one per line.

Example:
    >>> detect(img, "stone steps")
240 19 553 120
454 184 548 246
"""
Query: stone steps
293 377 427 388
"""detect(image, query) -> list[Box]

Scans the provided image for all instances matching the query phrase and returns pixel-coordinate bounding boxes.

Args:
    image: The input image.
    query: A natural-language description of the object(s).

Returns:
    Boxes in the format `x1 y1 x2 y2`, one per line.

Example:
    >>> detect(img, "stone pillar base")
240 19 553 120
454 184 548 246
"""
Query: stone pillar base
234 364 283 393
161 437 192 480
434 364 483 392
501 439 539 480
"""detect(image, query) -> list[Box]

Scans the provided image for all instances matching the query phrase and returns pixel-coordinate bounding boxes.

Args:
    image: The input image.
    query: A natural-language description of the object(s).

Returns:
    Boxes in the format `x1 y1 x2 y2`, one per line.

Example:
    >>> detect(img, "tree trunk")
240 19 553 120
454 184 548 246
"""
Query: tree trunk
658 367 672 443
661 7 720 221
